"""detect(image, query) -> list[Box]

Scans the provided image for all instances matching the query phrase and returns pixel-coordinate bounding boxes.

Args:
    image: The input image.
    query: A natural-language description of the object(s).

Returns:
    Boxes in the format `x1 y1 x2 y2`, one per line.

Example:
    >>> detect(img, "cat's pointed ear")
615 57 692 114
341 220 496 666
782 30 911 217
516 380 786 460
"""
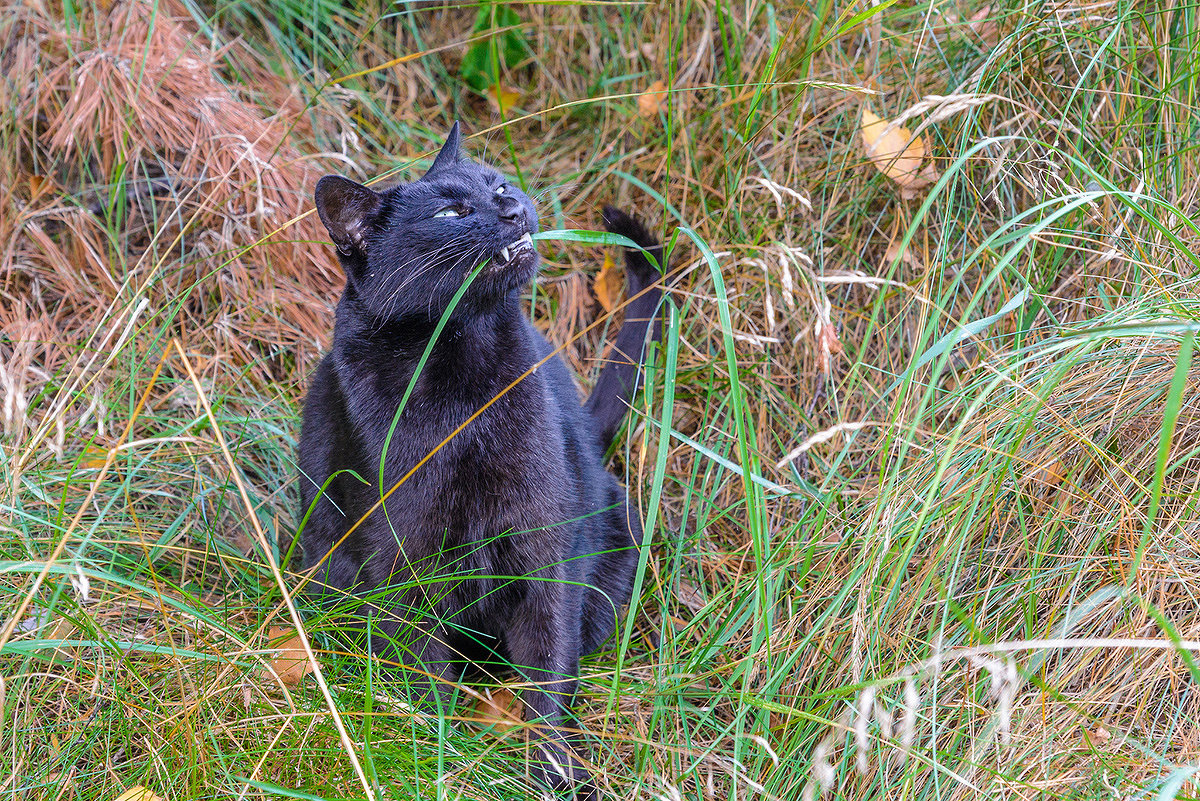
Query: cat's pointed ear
315 175 382 255
424 121 462 176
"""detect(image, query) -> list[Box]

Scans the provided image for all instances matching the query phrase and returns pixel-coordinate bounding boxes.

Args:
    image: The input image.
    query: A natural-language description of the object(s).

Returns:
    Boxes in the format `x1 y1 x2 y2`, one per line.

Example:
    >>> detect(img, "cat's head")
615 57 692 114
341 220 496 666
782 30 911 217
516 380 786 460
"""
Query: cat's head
314 122 539 321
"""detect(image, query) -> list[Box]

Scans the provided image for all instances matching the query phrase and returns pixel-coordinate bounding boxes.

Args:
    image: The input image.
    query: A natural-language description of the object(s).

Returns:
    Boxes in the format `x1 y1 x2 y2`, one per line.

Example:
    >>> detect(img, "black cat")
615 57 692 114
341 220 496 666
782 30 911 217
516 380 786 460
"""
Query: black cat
297 122 664 798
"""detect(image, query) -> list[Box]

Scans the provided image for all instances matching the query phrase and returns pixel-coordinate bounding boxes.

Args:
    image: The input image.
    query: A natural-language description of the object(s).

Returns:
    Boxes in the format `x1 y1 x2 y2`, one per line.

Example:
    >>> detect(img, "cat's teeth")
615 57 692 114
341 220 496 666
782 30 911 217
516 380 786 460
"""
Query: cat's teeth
497 234 534 264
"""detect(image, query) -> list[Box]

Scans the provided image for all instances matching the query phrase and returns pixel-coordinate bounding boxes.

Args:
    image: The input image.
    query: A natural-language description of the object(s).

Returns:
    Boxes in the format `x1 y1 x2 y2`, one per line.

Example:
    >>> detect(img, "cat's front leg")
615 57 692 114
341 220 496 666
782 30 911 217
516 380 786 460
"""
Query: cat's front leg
505 585 595 799
372 620 462 716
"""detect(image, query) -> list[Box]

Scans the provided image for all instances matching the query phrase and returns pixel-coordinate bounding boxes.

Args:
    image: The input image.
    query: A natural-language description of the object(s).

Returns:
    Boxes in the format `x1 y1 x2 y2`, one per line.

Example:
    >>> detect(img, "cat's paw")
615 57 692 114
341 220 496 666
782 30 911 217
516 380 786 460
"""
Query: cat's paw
530 741 597 800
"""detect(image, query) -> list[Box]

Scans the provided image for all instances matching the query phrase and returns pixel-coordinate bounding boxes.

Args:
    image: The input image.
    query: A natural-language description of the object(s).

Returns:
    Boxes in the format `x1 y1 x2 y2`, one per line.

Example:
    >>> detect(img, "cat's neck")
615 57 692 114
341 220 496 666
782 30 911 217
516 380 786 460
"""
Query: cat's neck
331 287 529 387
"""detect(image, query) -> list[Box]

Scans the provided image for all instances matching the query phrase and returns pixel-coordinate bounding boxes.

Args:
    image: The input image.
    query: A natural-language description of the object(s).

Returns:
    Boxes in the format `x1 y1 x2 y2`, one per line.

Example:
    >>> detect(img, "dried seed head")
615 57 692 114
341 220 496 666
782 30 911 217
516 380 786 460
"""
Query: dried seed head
900 678 920 756
779 251 796 310
997 657 1019 744
811 736 836 796
855 685 876 774
876 703 893 741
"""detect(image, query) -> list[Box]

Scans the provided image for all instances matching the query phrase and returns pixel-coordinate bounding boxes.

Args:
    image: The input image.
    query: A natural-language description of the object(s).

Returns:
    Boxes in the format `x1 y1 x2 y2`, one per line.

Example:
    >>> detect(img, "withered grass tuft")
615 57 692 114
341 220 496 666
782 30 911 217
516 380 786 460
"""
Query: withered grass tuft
3 1 1200 799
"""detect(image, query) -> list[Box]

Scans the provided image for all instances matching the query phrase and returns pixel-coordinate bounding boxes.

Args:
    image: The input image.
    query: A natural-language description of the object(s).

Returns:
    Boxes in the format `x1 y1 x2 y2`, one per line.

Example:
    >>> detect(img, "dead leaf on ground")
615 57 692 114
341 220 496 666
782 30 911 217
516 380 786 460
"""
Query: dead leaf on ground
260 625 313 687
81 444 109 469
594 253 623 313
860 108 939 196
814 320 844 374
27 173 52 200
486 83 522 114
963 6 1002 42
675 580 706 614
884 241 925 272
1023 452 1067 490
637 80 669 117
42 615 80 659
114 787 164 801
470 687 524 734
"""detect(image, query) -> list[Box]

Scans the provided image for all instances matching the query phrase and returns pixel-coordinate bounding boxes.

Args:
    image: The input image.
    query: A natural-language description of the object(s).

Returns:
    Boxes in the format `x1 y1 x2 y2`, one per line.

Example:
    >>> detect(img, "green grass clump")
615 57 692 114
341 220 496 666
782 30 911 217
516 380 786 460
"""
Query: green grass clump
4 0 1200 799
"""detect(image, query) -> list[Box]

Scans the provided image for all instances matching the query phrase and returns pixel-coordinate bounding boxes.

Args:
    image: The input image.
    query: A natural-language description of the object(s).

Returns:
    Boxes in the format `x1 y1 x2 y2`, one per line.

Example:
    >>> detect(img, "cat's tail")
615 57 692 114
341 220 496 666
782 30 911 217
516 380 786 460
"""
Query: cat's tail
585 206 666 451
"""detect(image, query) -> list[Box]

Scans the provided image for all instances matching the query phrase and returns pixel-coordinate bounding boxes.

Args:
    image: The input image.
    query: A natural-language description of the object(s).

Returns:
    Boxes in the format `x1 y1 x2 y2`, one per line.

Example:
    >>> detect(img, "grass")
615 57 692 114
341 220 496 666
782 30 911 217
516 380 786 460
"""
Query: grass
4 0 1200 798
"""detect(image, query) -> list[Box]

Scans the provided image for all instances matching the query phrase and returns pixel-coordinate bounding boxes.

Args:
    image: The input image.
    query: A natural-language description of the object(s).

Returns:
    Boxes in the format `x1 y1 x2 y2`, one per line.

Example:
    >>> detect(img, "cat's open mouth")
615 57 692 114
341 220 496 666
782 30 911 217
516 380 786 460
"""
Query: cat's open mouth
491 232 536 271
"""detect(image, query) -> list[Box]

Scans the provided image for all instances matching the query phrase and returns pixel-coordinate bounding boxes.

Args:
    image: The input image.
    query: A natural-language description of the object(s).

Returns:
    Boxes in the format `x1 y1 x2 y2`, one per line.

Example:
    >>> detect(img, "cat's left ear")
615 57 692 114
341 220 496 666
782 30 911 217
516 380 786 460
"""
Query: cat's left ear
424 121 462 175
315 175 383 256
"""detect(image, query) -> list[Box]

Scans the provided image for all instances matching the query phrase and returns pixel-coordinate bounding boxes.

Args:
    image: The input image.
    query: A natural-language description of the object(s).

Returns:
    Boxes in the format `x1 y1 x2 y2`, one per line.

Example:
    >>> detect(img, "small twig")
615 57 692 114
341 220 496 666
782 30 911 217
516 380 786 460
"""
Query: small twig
777 421 881 468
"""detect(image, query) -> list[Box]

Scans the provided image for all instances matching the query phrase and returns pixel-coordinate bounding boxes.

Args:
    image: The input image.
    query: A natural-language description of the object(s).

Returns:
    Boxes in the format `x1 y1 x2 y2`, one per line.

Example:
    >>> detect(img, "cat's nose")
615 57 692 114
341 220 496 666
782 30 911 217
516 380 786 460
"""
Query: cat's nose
498 196 524 225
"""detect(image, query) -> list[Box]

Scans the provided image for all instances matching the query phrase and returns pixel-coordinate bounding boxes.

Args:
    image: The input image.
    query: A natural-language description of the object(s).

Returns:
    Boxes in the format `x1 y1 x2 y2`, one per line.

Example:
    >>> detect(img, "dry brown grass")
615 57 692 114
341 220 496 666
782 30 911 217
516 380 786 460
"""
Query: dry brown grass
3 0 334 404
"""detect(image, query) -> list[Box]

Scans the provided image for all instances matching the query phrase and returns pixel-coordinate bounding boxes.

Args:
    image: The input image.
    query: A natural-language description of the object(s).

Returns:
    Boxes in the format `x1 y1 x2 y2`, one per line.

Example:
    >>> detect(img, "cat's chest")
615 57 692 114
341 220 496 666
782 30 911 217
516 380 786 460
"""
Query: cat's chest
348 389 573 584
344 361 550 457
328 314 580 551
340 360 569 515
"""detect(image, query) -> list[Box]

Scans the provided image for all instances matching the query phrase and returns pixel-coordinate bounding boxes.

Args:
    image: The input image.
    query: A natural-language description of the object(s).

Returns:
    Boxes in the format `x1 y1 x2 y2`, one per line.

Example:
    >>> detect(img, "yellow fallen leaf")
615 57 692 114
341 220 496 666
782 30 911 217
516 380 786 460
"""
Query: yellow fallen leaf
487 83 522 114
82 444 109 469
594 253 623 313
860 108 937 192
637 80 669 117
28 174 50 198
114 787 164 801
471 687 523 734
261 625 313 687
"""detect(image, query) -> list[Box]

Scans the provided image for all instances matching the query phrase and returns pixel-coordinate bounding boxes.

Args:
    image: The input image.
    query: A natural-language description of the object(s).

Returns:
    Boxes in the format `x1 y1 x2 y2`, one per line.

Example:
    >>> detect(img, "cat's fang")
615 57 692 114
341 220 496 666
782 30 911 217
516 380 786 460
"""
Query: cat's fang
495 233 534 266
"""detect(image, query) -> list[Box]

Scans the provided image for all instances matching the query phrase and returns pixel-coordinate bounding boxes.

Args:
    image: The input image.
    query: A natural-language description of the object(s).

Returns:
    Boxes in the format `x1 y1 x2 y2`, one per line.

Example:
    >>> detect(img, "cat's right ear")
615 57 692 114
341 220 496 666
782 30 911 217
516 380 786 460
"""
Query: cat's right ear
424 121 462 176
315 175 383 256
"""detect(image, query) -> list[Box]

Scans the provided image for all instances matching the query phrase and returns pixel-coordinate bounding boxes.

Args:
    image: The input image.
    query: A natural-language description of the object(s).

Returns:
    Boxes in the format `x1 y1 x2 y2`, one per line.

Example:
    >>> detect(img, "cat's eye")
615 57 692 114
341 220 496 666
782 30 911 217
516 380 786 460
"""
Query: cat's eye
433 207 461 218
495 185 506 195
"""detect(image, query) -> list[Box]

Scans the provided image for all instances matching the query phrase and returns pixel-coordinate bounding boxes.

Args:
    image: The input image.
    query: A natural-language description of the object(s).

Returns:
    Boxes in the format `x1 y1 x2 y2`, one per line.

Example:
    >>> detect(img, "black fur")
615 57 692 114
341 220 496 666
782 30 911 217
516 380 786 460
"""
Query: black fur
297 122 663 797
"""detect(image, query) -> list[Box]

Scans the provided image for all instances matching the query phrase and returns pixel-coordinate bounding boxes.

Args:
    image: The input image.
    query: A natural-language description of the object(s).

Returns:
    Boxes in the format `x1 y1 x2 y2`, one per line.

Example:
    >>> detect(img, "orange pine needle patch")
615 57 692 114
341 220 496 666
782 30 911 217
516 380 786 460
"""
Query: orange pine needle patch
6 0 338 402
